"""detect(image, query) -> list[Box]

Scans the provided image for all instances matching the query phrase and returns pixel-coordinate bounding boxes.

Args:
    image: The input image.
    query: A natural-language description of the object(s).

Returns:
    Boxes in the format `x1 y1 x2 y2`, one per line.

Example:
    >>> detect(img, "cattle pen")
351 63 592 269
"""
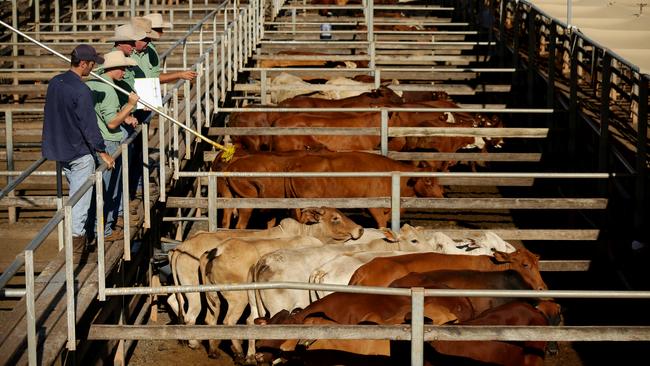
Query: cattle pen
0 0 649 365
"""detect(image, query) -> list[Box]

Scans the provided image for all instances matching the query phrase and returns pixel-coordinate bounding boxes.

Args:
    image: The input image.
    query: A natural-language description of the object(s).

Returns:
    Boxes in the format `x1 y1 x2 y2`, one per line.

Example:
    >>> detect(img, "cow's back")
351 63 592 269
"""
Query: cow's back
348 252 499 287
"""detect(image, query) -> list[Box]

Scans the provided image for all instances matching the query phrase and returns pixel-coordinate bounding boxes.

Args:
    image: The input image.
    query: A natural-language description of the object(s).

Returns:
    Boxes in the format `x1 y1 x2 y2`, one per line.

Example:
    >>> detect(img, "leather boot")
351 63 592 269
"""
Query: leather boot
72 236 87 256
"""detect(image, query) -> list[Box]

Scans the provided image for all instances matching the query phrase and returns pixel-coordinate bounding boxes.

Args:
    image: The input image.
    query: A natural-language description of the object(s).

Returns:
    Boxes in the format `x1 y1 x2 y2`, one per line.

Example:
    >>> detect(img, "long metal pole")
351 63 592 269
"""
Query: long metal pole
0 20 236 161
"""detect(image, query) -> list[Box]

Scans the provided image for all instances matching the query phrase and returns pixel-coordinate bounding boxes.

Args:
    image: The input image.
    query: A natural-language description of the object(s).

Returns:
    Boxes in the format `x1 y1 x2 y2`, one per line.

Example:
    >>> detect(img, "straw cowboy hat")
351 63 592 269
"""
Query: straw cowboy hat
108 23 147 42
143 13 171 29
131 17 161 39
101 50 138 69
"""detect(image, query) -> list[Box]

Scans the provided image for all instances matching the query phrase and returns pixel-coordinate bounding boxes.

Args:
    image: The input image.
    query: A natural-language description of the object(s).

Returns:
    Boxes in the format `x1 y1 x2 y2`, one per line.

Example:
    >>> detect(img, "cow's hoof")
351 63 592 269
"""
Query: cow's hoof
187 339 200 349
233 352 246 364
242 355 258 365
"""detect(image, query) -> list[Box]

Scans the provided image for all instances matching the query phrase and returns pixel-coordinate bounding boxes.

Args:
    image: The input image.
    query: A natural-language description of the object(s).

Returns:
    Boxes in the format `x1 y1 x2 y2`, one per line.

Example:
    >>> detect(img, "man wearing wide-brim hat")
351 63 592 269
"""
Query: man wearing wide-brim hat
137 13 197 84
87 51 141 241
108 23 149 107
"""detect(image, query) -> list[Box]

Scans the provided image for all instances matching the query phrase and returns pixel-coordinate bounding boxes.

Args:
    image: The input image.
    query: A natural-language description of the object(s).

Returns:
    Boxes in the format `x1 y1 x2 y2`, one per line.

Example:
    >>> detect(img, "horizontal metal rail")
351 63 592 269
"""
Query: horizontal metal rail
87 324 650 342
103 281 650 298
176 171 610 178
216 107 553 113
241 66 515 72
0 156 46 200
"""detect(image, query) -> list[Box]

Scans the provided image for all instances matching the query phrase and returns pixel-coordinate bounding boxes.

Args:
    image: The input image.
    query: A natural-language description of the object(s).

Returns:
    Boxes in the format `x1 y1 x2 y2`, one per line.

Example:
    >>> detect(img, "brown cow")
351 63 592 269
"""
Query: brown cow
389 269 537 317
217 151 444 228
348 249 547 291
255 288 474 363
228 88 403 152
423 301 561 366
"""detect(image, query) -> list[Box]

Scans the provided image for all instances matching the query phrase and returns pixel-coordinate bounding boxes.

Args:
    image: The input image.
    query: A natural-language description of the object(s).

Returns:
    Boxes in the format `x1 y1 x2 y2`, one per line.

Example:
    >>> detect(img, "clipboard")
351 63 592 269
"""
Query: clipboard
133 77 163 110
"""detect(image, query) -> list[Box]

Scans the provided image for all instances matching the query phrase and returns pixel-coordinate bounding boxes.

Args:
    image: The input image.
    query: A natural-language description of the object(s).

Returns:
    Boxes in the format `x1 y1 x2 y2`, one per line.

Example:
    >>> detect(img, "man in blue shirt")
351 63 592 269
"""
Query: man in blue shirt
42 44 116 255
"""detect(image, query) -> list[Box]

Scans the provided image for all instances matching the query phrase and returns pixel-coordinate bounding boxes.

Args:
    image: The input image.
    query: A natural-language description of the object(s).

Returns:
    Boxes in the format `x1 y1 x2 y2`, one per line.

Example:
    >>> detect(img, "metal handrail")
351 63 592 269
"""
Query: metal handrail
0 156 46 200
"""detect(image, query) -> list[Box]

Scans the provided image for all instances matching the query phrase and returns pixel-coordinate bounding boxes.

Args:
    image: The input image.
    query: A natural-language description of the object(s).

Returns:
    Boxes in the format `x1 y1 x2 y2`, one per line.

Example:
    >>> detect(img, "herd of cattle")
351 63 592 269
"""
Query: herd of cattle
214 71 503 229
165 17 557 363
167 207 557 365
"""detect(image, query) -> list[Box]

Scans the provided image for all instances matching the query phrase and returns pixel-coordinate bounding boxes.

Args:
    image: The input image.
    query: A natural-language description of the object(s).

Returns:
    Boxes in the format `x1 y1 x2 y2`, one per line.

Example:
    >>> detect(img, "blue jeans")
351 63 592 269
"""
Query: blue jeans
96 140 123 236
62 154 96 237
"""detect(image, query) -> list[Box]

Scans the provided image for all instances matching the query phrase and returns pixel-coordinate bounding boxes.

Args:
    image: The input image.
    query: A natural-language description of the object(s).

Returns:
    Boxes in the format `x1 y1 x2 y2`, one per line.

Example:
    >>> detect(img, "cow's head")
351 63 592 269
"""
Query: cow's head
492 249 547 290
395 224 431 251
301 207 364 242
412 177 445 198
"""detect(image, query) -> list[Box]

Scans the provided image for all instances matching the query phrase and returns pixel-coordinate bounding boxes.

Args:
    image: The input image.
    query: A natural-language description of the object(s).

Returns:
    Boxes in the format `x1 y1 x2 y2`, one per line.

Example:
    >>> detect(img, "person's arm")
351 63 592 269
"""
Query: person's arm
106 92 139 129
76 89 106 152
159 70 197 84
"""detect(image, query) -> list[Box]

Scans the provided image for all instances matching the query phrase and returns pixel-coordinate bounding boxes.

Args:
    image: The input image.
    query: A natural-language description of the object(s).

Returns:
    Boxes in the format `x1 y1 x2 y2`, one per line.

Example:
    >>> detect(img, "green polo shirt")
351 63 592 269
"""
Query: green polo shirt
112 47 146 107
87 73 126 142
132 42 161 78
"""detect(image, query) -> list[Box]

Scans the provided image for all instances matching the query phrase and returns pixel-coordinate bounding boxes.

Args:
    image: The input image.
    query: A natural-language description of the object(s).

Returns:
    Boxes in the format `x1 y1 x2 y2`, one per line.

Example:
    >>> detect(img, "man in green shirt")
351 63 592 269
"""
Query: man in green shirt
87 50 140 241
140 13 197 83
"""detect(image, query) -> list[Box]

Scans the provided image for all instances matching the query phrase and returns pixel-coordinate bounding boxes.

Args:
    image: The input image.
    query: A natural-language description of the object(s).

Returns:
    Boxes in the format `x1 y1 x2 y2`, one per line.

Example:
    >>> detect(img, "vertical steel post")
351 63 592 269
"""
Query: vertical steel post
527 9 535 110
221 34 226 102
130 0 136 17
96 172 107 301
57 162 64 250
205 52 211 127
380 109 388 156
25 250 37 366
635 76 648 233
142 123 151 228
159 106 166 202
598 53 612 173
208 175 217 231
511 3 519 85
498 0 505 66
368 0 375 69
547 23 556 127
64 205 76 350
54 0 60 31
121 144 131 261
261 69 268 104
568 33 578 169
410 287 424 366
391 172 400 233
173 89 180 179
72 0 77 31
87 0 92 31
5 111 16 223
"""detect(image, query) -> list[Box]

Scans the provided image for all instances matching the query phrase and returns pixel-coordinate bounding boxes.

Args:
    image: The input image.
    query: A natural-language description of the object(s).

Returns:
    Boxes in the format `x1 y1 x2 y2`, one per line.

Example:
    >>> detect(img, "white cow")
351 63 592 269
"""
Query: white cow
248 224 433 320
308 231 517 300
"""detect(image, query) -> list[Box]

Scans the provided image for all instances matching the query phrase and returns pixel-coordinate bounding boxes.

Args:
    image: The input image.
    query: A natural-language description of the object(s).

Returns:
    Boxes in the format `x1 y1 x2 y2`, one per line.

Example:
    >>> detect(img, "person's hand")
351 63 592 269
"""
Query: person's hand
99 152 115 170
180 70 197 81
127 92 140 107
124 115 139 127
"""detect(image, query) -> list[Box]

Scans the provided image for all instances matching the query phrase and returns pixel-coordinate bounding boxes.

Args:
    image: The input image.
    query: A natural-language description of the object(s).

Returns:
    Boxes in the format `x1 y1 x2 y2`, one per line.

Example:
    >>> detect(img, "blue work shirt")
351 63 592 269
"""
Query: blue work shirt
42 70 106 161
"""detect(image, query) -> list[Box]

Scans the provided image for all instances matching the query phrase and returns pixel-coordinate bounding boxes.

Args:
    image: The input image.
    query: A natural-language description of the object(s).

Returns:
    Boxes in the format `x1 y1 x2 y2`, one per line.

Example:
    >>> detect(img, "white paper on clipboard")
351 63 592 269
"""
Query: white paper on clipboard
133 77 162 110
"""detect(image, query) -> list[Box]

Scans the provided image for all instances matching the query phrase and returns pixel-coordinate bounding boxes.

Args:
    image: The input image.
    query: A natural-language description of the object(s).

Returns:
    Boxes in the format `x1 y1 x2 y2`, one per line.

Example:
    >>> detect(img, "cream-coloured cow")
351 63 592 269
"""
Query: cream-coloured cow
167 207 363 350
198 235 324 361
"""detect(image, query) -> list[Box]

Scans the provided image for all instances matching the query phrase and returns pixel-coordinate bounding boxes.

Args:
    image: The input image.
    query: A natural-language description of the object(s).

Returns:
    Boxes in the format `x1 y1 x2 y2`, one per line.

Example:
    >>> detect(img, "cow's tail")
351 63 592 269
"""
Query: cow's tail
169 249 186 323
251 262 268 319
247 265 264 323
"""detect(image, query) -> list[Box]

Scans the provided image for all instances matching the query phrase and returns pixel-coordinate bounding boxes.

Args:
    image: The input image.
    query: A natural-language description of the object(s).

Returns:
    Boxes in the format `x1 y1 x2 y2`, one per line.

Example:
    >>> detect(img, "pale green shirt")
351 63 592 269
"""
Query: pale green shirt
86 73 126 142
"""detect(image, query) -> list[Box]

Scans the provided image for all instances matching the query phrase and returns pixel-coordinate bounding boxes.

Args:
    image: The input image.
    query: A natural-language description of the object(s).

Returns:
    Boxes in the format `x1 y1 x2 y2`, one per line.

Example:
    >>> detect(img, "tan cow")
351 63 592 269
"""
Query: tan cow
168 207 363 350
198 235 326 361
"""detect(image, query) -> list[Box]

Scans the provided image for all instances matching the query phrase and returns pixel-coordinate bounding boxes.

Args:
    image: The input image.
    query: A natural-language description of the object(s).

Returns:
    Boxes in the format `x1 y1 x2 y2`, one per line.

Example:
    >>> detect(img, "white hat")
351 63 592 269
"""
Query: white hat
131 17 161 40
101 50 138 69
143 13 171 28
108 23 147 42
